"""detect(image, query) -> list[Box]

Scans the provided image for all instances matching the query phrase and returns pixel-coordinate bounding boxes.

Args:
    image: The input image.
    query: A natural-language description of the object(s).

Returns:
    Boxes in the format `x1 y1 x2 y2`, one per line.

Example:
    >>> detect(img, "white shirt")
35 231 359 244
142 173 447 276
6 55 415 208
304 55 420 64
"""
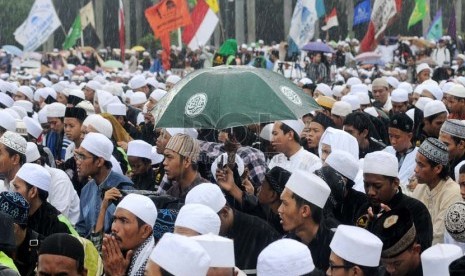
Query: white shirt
45 165 80 225
268 147 322 173
383 146 418 196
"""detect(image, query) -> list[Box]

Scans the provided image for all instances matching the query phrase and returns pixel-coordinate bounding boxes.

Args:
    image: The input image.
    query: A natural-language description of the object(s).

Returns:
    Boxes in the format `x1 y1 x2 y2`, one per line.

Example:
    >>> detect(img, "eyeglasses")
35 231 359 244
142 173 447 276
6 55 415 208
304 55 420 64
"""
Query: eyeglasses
74 153 92 161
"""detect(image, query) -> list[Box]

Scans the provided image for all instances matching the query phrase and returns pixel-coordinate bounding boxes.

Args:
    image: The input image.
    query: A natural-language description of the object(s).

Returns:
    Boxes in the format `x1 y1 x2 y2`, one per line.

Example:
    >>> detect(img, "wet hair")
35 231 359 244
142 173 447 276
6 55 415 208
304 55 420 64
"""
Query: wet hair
292 192 322 224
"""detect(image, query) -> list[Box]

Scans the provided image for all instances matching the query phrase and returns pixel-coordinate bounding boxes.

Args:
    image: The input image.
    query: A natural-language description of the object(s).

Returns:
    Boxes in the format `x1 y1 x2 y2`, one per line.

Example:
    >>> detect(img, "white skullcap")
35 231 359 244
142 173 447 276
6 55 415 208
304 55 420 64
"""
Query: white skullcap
84 114 113 139
69 89 85 100
416 63 432 74
36 87 56 101
331 101 352 117
158 83 166 90
5 108 20 120
325 150 359 181
23 117 43 139
150 89 167 102
10 106 27 119
422 83 443 100
166 74 181 84
285 170 330 208
165 128 198 139
386 76 399 88
363 151 398 177
414 97 433 111
315 83 332 96
39 78 52 87
16 119 27 137
257 239 314 276
319 127 359 160
191 234 235 268
76 100 95 115
332 85 344 97
96 90 113 110
357 93 371 105
446 84 465 98
17 86 33 101
16 163 51 192
0 110 17 132
421 244 463 276
406 108 415 122
146 77 159 89
391 88 409 103
363 107 379 118
106 102 126 116
0 93 14 108
26 142 40 163
280 119 304 136
127 140 152 160
85 80 102 91
53 82 68 94
413 84 424 95
350 83 369 95
13 101 33 115
0 131 26 154
330 225 383 267
346 77 362 86
398 82 413 94
299 78 313 85
424 100 448 118
117 193 157 226
102 83 124 98
150 233 211 276
129 75 147 90
186 183 227 213
441 82 455 93
341 94 361 110
456 76 465 87
130 91 147 106
46 102 66 118
260 123 273 141
151 146 164 165
175 203 221 235
80 132 113 161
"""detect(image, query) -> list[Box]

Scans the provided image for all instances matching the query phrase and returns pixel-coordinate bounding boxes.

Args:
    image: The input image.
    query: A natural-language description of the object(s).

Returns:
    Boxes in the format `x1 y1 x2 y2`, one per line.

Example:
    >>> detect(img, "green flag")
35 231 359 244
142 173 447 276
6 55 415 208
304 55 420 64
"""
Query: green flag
63 15 81 50
408 0 427 29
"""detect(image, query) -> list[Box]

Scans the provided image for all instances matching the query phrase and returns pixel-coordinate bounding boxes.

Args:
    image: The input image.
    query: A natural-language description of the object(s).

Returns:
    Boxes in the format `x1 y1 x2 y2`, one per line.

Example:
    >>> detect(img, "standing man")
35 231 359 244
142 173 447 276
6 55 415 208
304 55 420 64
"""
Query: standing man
412 138 462 244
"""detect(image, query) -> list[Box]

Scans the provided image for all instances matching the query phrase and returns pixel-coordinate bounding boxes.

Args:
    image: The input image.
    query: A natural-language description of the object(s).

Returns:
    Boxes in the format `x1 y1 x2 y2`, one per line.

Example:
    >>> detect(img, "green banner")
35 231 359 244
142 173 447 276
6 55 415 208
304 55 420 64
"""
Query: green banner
63 15 81 49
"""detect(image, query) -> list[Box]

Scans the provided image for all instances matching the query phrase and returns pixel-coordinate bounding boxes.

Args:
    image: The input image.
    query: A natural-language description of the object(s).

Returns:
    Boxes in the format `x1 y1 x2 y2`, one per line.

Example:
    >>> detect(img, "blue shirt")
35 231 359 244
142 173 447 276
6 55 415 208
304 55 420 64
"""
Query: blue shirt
76 170 133 237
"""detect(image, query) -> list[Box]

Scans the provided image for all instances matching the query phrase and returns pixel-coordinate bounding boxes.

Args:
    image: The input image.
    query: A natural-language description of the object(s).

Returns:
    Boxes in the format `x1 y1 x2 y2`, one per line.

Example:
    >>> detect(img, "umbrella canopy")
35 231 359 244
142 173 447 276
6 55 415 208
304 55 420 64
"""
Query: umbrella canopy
301 42 335 53
2 45 23 56
355 52 384 66
131 45 145 52
103 60 124 68
152 66 321 129
20 60 40 68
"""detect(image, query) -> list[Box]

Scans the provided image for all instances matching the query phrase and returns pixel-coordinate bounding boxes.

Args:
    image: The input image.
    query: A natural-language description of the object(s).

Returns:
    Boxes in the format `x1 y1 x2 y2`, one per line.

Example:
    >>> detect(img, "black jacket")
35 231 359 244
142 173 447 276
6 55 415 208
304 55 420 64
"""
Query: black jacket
28 202 71 238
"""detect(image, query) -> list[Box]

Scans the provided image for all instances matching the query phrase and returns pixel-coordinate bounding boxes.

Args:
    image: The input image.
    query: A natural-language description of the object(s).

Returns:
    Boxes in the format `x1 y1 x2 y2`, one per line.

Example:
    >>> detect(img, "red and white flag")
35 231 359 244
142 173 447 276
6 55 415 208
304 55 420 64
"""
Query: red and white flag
119 0 125 61
321 8 338 31
360 0 402 52
182 0 219 50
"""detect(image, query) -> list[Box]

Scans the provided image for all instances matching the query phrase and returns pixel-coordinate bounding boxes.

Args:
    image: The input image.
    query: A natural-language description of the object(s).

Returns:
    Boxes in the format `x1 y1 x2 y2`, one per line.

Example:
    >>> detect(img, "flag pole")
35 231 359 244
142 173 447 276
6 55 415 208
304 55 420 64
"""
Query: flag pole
177 28 182 48
81 30 84 47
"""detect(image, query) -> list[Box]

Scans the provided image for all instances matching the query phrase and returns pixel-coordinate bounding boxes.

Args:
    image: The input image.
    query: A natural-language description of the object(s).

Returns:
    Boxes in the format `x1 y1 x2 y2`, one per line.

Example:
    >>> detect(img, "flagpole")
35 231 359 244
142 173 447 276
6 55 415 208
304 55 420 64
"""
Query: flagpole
177 28 182 48
81 30 84 47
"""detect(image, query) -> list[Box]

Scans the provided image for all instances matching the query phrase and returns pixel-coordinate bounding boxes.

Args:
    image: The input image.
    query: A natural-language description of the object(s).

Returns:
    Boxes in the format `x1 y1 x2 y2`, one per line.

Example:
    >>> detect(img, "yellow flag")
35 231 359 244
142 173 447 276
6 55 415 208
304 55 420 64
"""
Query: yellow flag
205 0 219 13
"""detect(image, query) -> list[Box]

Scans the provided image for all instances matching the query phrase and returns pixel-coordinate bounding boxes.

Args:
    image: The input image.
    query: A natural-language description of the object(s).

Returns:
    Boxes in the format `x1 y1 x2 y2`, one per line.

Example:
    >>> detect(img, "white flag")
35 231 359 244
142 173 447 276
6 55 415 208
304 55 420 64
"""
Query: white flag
288 0 318 49
14 0 61 52
371 0 397 40
80 1 95 29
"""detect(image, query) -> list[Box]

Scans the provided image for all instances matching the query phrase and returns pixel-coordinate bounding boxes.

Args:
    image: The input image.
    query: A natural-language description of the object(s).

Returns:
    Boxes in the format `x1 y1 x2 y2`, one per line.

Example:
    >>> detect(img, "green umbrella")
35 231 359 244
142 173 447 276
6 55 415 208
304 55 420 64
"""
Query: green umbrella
103 60 124 68
152 66 321 129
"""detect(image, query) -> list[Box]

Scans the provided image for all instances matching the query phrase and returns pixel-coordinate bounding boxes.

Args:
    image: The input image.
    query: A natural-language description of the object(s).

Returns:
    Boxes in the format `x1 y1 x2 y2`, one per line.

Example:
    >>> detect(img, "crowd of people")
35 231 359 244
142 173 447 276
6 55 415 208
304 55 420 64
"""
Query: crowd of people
2 34 465 276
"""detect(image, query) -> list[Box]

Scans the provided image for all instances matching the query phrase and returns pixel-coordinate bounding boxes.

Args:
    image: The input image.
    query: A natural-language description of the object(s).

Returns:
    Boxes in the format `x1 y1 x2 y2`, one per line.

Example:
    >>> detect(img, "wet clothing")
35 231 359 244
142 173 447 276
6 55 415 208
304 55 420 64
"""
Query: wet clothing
29 202 71 237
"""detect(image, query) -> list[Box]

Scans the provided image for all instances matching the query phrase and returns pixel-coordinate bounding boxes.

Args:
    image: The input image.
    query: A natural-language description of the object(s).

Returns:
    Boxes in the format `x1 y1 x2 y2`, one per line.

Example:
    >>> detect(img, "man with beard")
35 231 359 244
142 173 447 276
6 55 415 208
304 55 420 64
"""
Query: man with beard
356 151 433 253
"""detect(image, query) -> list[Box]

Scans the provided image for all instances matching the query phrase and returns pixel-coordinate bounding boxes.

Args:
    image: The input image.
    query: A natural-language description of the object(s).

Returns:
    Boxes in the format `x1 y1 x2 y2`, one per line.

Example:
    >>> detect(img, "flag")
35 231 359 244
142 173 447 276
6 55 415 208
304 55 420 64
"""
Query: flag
205 0 219 13
353 0 371 26
80 1 95 29
119 0 125 62
426 9 442 41
360 0 399 52
14 0 62 52
408 0 427 29
316 0 325 18
321 8 338 31
448 8 456 40
63 15 81 49
288 0 318 49
145 0 192 38
82 25 101 48
182 0 219 50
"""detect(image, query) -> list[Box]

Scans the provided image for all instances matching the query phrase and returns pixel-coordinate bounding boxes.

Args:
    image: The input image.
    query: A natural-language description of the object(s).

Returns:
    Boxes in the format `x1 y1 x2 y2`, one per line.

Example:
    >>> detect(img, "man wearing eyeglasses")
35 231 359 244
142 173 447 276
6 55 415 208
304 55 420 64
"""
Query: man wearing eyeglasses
444 84 465 120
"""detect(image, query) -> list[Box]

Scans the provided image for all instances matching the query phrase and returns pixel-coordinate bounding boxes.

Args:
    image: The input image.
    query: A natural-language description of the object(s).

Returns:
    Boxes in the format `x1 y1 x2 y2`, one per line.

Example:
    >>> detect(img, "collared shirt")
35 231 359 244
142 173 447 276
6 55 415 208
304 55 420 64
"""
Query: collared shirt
165 173 207 201
412 177 462 244
268 147 322 173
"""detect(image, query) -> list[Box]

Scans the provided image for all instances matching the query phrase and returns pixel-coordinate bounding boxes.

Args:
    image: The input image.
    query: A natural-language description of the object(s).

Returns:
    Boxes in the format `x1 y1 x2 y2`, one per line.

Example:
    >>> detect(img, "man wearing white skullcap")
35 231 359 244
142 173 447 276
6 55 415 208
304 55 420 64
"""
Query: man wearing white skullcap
390 88 409 114
355 151 433 252
165 75 181 91
327 225 382 276
13 163 72 237
421 244 463 276
257 239 314 276
46 102 72 163
145 233 211 276
15 86 33 102
417 63 432 84
372 78 392 113
269 119 321 173
415 100 448 146
174 203 221 236
330 101 352 129
83 80 102 102
0 110 17 135
318 127 359 162
75 132 134 237
106 102 140 140
444 84 465 120
102 194 157 276
0 131 27 192
129 75 150 96
278 170 333 271
127 140 156 190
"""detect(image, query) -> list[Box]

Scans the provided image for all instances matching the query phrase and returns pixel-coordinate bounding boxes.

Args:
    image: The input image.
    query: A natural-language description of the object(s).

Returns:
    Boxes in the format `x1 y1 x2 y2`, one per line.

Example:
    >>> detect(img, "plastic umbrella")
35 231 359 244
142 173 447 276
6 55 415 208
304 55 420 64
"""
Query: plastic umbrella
103 60 124 68
152 66 321 129
131 45 145 52
2 45 23 56
301 42 335 53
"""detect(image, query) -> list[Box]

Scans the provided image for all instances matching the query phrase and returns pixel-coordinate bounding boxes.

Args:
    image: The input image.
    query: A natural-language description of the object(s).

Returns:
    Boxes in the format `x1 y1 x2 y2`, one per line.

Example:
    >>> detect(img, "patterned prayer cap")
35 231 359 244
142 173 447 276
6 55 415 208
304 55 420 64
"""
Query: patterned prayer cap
0 191 29 226
418 137 449 166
